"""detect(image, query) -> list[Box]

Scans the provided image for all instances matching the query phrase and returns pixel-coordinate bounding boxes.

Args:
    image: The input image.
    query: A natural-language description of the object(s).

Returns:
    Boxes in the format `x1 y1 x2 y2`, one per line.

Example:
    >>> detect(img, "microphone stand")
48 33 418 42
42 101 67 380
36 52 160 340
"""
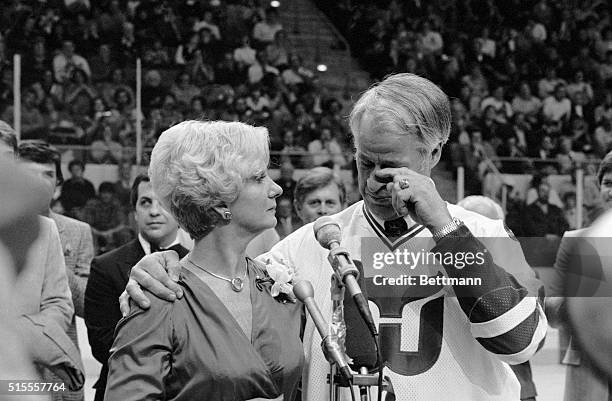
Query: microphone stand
328 273 346 401
327 265 392 401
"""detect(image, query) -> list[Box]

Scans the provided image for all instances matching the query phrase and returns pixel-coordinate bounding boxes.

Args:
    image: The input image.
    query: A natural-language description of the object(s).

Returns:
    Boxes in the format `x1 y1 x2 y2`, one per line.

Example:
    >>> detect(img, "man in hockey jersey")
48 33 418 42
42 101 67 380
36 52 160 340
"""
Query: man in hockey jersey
122 73 547 400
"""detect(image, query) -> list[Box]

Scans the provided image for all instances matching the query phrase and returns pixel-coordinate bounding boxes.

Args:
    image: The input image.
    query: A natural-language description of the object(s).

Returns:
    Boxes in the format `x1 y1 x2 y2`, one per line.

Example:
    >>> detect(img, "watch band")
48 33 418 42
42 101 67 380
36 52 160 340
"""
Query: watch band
432 217 464 242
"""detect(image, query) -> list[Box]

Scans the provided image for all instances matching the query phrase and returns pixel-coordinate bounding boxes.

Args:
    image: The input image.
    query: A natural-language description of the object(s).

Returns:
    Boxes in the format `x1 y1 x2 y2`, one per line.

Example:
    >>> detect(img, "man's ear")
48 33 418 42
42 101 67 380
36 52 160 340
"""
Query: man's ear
293 199 303 220
430 142 443 168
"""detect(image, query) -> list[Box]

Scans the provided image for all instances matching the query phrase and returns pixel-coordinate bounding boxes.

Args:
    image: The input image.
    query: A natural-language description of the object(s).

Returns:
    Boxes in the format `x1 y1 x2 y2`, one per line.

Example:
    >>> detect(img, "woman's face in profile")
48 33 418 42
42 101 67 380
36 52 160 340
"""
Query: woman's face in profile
228 170 282 233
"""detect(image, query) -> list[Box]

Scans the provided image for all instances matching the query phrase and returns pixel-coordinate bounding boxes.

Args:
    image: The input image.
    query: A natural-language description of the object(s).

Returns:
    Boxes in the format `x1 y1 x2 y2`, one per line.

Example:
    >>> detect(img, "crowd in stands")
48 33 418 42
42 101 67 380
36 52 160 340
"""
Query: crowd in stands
0 0 353 170
319 0 612 177
3 0 611 247
317 0 612 234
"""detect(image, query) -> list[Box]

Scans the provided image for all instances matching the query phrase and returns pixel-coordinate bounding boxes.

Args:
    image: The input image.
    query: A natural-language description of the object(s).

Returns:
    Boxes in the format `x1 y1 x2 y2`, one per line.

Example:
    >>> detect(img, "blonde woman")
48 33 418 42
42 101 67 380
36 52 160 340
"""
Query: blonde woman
104 121 303 400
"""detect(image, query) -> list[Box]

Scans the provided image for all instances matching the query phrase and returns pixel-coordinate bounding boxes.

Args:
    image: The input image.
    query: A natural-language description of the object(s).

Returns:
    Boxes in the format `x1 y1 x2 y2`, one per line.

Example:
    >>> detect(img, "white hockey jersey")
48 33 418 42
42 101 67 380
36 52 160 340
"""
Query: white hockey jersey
258 201 547 401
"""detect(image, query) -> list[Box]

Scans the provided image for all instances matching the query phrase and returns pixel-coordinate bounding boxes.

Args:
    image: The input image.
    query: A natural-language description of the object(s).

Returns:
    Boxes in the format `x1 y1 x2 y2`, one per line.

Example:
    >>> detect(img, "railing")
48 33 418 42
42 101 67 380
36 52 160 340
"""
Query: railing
458 156 602 229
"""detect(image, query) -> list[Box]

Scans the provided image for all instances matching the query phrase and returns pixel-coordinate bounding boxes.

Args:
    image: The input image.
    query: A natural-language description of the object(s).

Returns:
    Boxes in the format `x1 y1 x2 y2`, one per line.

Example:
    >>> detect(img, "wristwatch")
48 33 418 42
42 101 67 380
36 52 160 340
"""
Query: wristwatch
432 217 464 242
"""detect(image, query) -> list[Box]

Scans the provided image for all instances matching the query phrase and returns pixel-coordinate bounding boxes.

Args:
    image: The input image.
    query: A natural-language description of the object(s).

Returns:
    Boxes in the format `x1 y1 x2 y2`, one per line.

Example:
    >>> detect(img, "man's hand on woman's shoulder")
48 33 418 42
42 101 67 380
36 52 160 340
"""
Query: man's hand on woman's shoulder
119 250 183 317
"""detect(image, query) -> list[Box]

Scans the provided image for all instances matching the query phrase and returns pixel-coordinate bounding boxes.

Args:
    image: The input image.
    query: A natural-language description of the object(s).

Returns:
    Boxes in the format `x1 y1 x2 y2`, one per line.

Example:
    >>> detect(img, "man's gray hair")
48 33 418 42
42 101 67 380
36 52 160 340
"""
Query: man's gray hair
349 73 451 152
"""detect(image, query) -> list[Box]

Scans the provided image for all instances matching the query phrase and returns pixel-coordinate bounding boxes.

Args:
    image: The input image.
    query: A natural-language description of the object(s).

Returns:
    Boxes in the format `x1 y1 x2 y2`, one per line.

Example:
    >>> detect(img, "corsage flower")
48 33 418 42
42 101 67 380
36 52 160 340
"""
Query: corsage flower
255 259 296 303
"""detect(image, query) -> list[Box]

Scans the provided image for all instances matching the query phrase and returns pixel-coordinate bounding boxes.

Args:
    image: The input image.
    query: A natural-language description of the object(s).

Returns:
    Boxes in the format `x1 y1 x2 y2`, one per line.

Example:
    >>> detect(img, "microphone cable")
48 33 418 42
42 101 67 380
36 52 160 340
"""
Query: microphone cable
375 334 383 401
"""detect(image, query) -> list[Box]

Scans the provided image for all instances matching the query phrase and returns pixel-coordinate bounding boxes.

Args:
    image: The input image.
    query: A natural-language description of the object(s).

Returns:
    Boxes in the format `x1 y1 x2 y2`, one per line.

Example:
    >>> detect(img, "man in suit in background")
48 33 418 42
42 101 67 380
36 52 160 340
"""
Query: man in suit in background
19 141 92 401
84 174 189 401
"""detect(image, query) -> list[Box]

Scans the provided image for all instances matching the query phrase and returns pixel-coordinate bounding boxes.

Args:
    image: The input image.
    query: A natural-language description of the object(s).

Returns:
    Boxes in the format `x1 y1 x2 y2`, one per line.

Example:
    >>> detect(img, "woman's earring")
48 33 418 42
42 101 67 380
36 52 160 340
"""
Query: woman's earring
223 211 232 220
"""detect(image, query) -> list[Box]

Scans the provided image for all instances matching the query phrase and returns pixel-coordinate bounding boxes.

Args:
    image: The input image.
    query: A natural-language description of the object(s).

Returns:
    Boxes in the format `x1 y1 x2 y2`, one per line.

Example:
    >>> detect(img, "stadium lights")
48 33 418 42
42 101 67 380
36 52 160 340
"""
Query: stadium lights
270 1 280 7
317 64 328 72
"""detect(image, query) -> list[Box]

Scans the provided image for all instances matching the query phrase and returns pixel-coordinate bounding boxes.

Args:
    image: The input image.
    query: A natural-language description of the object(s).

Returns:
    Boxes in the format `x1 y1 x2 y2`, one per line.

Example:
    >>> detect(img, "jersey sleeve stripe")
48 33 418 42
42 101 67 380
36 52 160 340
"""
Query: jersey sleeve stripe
476 305 547 363
470 295 537 338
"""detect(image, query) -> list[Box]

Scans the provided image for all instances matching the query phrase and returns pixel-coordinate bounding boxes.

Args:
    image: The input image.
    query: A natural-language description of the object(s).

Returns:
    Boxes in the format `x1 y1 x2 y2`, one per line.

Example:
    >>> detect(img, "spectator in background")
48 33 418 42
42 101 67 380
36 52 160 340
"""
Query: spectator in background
266 30 290 69
526 172 564 209
170 71 201 109
175 32 201 66
215 51 243 86
248 51 279 85
538 67 566 99
512 82 542 124
594 117 612 157
143 37 170 67
88 117 123 163
476 27 496 59
141 69 168 110
32 69 65 107
233 35 257 68
159 93 183 130
524 179 569 237
83 181 131 253
596 28 612 60
281 54 314 87
419 20 443 58
561 191 588 230
462 64 489 109
275 195 300 239
193 10 220 40
307 126 346 169
85 174 188 401
543 84 572 124
22 38 51 87
97 68 134 109
566 70 594 103
60 160 96 218
197 27 221 63
64 68 98 118
246 86 271 112
556 136 585 174
252 8 283 47
42 96 82 145
70 13 100 56
185 96 206 120
569 91 595 129
113 161 133 214
52 40 91 84
279 129 306 168
190 49 215 86
595 90 612 124
1 88 45 139
89 44 118 84
118 21 137 64
600 50 612 86
274 161 297 203
19 141 94 401
293 167 346 224
481 85 513 124
497 136 529 174
532 134 557 161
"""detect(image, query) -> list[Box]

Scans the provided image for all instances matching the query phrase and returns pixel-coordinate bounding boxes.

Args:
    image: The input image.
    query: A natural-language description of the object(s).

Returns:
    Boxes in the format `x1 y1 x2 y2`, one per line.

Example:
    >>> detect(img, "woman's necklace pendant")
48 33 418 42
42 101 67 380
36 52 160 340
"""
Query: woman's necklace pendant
231 277 244 292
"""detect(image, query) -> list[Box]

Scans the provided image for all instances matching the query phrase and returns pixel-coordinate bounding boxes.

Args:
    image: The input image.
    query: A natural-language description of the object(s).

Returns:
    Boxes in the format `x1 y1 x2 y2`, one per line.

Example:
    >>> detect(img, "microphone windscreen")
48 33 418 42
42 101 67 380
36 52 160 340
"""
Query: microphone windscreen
293 280 314 302
313 216 342 249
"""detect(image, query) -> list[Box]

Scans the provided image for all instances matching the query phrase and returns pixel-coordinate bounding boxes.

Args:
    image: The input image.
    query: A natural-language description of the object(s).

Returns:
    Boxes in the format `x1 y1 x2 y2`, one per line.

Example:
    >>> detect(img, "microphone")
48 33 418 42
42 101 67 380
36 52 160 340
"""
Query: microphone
293 280 353 381
313 216 378 337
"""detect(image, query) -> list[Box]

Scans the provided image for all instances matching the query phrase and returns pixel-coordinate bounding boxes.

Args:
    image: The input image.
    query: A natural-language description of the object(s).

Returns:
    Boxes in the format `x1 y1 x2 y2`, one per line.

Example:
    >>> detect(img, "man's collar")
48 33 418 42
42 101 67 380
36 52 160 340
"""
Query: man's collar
366 206 416 227
138 233 180 255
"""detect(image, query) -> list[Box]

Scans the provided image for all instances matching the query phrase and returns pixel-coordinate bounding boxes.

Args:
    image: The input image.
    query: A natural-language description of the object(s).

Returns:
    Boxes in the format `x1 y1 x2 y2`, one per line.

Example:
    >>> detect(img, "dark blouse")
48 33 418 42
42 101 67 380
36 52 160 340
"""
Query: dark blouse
104 260 304 401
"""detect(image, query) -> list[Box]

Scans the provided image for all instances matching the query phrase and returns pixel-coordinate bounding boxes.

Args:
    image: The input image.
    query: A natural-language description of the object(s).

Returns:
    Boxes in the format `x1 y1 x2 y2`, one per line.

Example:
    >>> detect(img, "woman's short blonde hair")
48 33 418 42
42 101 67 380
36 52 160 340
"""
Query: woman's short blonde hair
149 120 270 240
